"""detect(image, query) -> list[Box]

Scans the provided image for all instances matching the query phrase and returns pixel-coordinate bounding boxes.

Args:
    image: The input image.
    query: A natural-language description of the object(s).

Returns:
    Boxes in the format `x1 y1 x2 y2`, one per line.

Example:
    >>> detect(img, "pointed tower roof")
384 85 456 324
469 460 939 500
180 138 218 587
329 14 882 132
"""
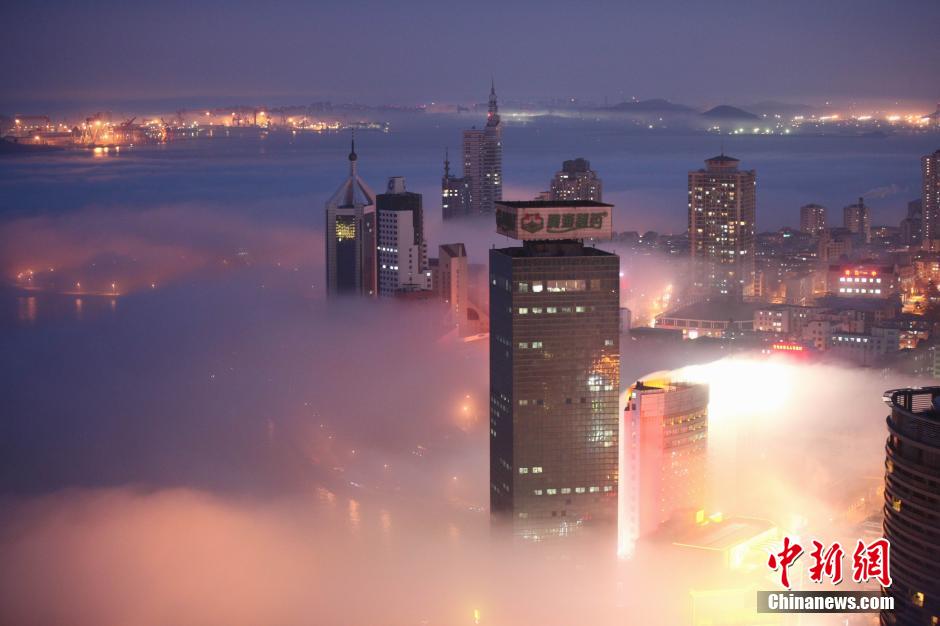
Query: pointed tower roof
487 78 500 128
326 134 375 209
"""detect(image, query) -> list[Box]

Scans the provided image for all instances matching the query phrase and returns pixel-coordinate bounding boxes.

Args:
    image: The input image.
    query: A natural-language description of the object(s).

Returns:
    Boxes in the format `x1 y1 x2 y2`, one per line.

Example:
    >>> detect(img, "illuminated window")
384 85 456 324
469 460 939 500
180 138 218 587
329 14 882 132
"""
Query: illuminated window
518 308 528 314
532 282 544 293
532 467 543 473
546 488 557 495
560 488 571 494
518 467 528 474
913 592 924 608
892 498 902 512
518 282 529 293
531 307 543 314
518 342 528 349
335 220 356 241
547 307 557 314
532 341 543 349
533 489 543 496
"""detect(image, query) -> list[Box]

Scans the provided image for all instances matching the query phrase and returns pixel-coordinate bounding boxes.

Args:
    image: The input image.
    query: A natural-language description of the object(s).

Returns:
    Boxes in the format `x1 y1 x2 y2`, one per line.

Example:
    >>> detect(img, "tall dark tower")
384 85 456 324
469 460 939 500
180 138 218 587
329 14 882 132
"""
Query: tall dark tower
441 147 470 220
881 387 940 625
325 137 376 296
489 200 619 540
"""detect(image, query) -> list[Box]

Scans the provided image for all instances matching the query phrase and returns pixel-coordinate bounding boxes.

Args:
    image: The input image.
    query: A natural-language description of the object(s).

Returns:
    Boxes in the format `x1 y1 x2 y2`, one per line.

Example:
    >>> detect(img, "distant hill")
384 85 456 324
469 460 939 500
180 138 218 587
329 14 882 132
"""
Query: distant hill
701 105 759 120
608 98 695 113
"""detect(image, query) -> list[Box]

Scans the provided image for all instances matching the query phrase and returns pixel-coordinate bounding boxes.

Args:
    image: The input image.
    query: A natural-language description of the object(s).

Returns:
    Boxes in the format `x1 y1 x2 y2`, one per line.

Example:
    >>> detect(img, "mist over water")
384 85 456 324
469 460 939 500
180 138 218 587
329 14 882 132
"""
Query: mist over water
0 118 934 624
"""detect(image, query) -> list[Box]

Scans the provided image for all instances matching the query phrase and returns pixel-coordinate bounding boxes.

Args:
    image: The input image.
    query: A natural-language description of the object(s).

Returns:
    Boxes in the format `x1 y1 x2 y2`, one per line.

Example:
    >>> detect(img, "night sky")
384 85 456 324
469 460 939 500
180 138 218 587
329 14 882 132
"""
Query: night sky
3 0 938 109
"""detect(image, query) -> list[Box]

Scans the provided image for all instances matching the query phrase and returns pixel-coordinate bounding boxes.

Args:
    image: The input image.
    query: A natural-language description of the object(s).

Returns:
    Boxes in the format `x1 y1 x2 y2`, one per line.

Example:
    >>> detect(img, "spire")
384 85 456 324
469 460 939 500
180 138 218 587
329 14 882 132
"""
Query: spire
487 78 500 128
348 129 357 176
444 147 450 177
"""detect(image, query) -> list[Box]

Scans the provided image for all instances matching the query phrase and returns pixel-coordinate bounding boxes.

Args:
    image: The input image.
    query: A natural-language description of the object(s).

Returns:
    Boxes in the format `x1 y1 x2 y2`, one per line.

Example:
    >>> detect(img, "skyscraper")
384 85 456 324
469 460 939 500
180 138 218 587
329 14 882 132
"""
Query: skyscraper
325 139 376 297
376 177 430 296
549 158 603 202
438 243 469 333
441 149 470 220
688 154 756 300
619 378 708 557
799 203 826 235
843 197 872 244
881 387 940 626
489 200 619 539
923 149 940 250
462 81 502 215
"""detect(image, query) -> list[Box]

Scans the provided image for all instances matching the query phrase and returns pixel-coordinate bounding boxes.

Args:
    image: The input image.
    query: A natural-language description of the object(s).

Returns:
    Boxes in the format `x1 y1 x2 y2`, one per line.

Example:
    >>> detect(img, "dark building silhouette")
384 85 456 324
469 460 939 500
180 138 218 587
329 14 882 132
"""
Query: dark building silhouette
441 148 471 219
881 387 940 625
549 158 603 202
325 139 376 296
489 200 620 539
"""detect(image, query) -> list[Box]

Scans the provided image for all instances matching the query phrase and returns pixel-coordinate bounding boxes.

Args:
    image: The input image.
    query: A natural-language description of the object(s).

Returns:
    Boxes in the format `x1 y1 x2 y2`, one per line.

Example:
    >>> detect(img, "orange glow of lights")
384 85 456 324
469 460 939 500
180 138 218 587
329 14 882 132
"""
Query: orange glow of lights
771 342 805 352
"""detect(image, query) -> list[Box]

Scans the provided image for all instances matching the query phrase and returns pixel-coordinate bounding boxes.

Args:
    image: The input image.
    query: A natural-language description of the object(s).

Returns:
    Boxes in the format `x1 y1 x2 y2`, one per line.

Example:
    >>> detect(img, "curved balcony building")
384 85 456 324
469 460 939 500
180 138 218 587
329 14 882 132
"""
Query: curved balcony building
881 387 940 625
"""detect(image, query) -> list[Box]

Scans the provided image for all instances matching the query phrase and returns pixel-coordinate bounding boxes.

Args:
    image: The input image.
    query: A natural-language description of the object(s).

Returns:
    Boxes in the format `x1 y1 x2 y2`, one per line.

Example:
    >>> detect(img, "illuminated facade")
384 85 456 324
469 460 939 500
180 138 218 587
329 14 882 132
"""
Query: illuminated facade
462 81 502 215
620 379 708 553
828 264 898 299
799 203 826 235
881 387 940 626
376 177 430 296
688 154 756 300
489 203 620 539
325 139 376 296
549 158 603 202
923 150 940 250
843 197 871 244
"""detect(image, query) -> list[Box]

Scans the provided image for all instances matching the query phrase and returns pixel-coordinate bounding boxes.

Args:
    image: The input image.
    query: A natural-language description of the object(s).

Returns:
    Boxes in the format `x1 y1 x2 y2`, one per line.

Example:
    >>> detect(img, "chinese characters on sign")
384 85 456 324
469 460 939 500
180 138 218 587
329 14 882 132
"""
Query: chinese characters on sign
495 203 613 241
767 536 892 589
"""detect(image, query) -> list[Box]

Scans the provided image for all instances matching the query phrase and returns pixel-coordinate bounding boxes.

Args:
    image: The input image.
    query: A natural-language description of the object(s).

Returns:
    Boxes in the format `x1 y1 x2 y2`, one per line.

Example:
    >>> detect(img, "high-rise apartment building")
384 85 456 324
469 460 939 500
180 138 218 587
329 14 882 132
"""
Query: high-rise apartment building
923 149 940 250
376 177 430 296
441 149 471 220
489 200 619 539
462 81 502 215
688 154 756 299
549 158 603 202
799 203 826 235
881 387 940 626
619 378 708 556
843 197 872 244
438 243 469 333
325 140 376 297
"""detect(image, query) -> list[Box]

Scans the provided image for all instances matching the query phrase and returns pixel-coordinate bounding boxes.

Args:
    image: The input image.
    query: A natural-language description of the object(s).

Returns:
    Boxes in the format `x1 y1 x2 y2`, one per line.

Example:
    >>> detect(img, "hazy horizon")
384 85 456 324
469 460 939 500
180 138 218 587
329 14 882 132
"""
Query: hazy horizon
2 0 938 111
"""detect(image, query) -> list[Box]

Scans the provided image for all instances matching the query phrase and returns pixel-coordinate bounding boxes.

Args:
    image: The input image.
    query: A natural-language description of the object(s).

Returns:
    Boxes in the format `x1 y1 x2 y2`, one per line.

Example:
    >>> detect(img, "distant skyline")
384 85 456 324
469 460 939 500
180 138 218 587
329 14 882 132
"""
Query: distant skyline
2 0 939 111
